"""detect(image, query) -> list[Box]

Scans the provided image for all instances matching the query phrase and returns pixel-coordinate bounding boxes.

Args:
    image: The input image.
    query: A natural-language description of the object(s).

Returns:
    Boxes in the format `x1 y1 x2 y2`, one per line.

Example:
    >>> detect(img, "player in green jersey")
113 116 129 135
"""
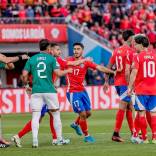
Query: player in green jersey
22 39 72 148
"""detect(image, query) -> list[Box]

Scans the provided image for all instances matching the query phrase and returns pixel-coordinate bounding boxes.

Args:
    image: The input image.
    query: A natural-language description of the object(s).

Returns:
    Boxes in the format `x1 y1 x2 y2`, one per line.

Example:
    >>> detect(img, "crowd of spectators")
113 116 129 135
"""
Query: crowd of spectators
0 0 156 48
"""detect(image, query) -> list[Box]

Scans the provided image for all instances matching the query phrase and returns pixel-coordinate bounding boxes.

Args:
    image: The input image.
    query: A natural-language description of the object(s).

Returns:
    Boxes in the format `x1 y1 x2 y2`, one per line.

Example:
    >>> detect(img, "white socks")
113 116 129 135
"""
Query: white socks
32 111 41 146
52 111 62 141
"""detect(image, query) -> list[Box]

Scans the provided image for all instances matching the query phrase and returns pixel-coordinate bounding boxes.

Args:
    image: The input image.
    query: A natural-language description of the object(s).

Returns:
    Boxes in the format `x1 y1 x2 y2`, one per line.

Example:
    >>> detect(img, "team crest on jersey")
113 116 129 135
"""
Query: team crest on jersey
80 64 84 68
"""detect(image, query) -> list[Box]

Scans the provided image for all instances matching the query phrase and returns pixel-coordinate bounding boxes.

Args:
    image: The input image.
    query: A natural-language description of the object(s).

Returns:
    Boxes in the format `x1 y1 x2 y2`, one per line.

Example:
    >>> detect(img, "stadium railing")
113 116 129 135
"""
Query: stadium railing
0 17 66 24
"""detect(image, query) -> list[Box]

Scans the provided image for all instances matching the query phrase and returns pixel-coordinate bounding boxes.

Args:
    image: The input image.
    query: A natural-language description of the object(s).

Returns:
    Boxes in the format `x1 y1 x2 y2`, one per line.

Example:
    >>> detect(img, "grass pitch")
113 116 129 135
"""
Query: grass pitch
1 110 156 156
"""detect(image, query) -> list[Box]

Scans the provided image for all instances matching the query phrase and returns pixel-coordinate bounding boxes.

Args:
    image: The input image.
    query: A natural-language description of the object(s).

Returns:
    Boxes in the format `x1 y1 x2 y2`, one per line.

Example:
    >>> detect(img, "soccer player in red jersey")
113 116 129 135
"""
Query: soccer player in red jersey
104 30 135 142
64 42 116 143
128 35 156 144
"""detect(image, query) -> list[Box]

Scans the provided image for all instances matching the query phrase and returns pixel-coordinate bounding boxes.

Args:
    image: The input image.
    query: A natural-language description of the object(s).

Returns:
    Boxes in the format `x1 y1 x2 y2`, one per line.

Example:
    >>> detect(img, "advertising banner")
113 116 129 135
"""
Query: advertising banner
0 24 67 43
0 86 119 114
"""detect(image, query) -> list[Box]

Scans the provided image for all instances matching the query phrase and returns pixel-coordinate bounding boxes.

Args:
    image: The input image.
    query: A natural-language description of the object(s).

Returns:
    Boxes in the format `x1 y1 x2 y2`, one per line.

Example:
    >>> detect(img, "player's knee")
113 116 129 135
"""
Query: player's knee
86 112 91 118
119 101 127 110
127 104 133 111
79 112 87 119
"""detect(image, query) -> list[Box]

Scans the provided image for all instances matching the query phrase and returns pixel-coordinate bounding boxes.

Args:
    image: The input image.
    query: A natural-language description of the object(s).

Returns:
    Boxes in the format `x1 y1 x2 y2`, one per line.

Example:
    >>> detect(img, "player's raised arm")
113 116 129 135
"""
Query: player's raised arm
67 58 91 66
54 68 73 77
96 64 115 74
0 54 29 64
5 63 15 70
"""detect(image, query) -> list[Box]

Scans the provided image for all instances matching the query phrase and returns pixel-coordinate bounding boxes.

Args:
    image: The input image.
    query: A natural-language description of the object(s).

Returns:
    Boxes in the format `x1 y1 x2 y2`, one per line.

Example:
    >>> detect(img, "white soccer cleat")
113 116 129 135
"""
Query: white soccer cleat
52 139 57 145
130 136 143 144
32 140 38 148
55 138 70 146
11 135 22 148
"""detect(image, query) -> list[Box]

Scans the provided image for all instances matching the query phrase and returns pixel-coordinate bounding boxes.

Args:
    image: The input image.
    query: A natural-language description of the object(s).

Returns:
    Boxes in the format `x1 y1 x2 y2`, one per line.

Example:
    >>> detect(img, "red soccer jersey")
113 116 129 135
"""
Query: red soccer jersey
65 57 97 92
132 50 156 95
110 45 133 86
52 57 68 82
56 57 68 69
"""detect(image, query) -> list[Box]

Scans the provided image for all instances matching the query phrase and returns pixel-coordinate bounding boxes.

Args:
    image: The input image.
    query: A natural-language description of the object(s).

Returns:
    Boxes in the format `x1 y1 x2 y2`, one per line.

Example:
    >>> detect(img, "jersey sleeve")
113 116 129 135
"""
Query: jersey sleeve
132 55 139 70
86 61 97 70
53 58 59 70
109 51 116 65
56 57 68 69
24 59 31 72
0 62 6 69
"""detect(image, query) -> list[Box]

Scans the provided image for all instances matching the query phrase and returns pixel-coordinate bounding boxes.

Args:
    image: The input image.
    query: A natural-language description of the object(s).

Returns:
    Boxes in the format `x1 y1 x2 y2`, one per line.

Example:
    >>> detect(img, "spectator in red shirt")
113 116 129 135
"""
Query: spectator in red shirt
19 6 26 23
1 0 8 10
60 5 69 17
50 4 61 17
83 6 92 23
120 15 131 30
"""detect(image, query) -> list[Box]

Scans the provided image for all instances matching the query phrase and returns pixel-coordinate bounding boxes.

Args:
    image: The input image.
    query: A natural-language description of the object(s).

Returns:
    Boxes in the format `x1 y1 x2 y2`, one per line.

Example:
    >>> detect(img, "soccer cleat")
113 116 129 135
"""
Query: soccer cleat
112 135 124 142
32 140 38 148
32 145 38 148
70 123 83 136
0 143 10 148
84 136 95 143
55 139 70 145
151 139 156 144
0 138 10 145
52 139 57 145
143 139 149 144
11 135 22 148
130 136 143 144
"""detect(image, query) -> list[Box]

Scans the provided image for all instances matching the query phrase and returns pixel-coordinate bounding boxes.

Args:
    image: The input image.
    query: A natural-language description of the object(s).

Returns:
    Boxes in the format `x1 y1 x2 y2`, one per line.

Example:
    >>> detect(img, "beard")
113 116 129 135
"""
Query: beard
74 53 82 58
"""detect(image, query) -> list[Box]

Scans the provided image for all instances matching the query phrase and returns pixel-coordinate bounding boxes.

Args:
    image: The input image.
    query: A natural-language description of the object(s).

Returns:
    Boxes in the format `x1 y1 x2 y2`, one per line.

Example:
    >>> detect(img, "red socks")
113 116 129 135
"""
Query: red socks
75 116 80 125
133 112 140 137
18 120 32 138
49 114 57 140
139 116 147 140
146 111 152 129
79 119 89 136
18 115 57 140
114 109 125 132
126 110 134 133
151 115 156 140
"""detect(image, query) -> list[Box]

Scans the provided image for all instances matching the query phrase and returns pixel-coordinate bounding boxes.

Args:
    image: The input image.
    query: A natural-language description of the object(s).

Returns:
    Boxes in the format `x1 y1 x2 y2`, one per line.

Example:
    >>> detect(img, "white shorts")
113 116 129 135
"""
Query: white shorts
30 93 59 112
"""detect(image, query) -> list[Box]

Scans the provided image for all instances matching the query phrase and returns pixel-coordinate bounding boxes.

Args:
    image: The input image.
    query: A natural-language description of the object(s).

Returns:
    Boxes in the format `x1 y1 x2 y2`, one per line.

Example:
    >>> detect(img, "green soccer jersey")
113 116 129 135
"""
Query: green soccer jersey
0 62 5 69
24 52 59 94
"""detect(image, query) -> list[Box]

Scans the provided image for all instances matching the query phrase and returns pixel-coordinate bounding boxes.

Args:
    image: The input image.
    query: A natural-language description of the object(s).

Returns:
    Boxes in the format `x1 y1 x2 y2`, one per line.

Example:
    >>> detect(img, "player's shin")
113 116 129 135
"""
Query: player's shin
139 114 147 140
114 109 125 133
133 112 140 137
150 113 156 140
126 109 134 134
18 120 32 138
146 111 152 129
51 111 62 141
75 116 80 125
49 114 57 140
79 119 88 136
32 111 41 146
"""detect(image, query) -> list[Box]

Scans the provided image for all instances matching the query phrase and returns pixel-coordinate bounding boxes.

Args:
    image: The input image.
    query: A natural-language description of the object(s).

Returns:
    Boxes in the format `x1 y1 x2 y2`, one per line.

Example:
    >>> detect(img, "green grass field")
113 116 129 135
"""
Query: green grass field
1 110 156 156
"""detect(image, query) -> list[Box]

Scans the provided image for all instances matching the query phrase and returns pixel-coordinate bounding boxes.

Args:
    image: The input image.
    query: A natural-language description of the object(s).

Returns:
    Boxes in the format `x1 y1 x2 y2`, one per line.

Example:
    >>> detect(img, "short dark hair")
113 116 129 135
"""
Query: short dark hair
122 30 134 41
39 39 50 51
73 42 84 49
134 35 149 47
50 43 58 48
